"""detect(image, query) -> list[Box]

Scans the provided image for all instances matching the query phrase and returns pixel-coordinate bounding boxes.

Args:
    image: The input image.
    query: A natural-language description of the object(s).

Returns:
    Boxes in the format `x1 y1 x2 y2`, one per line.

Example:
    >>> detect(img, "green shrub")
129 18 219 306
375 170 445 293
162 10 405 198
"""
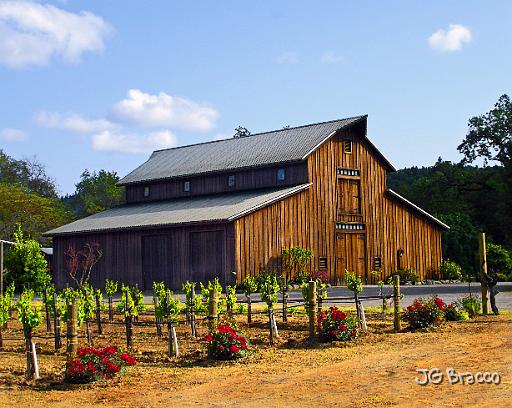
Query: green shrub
440 260 463 281
345 270 362 293
487 243 512 281
394 268 419 283
5 224 50 294
16 290 42 330
444 303 469 321
457 295 481 318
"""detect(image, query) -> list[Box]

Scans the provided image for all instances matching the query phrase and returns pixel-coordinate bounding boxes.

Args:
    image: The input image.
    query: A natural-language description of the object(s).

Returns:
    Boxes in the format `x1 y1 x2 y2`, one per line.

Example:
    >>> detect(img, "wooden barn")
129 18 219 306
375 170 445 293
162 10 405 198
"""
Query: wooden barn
46 115 448 289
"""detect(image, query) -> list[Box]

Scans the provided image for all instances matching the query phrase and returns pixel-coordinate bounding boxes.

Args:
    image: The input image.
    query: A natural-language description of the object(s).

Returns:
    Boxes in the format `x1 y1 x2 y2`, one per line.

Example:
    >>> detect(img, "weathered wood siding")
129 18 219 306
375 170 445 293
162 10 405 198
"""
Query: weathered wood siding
125 163 308 203
52 223 235 290
233 128 443 283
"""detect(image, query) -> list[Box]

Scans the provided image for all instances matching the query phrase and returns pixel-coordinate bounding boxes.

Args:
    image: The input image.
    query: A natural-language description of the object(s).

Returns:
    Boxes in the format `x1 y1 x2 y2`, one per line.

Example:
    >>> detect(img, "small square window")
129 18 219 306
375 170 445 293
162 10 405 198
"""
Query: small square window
228 174 236 187
143 186 150 198
277 168 286 181
183 181 191 192
319 257 328 269
344 140 352 154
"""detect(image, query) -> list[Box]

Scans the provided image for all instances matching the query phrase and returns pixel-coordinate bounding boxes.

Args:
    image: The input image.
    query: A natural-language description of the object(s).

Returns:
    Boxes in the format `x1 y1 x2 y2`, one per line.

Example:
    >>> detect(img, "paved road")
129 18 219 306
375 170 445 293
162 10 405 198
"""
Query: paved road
143 282 512 310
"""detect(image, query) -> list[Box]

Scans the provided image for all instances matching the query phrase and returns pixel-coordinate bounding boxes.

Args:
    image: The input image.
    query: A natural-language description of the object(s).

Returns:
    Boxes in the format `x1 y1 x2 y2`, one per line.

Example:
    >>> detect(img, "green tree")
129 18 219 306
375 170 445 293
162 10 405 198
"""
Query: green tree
0 182 71 242
458 94 512 170
0 150 57 198
233 126 251 138
486 242 512 281
4 225 50 294
64 170 124 218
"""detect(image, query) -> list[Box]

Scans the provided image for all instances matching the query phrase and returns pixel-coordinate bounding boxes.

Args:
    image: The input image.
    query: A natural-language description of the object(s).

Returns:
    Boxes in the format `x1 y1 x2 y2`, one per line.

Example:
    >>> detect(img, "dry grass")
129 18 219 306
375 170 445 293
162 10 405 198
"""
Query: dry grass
0 309 511 407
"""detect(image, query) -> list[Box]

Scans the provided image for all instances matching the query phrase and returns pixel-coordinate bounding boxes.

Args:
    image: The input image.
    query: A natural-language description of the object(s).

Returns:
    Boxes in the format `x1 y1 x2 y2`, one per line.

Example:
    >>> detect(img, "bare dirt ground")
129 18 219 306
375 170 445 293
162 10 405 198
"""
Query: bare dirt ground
0 310 510 408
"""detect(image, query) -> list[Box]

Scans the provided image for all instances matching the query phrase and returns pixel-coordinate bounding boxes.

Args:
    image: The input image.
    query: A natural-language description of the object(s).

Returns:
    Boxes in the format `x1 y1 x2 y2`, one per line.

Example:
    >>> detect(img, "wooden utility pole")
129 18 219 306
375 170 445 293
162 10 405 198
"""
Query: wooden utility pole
479 233 489 315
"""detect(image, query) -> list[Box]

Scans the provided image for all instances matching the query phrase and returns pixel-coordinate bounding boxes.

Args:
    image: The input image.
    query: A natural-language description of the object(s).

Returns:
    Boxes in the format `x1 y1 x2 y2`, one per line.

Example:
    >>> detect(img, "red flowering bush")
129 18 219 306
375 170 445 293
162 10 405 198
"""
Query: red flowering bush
317 306 359 342
403 296 445 329
64 346 136 383
204 323 249 360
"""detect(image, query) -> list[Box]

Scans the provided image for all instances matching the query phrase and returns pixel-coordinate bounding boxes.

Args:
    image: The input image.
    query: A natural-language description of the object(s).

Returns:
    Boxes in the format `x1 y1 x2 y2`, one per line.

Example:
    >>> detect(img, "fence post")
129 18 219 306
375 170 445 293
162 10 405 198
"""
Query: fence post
153 289 162 337
247 294 252 324
95 291 102 335
66 299 78 358
479 232 489 315
190 284 196 337
267 285 274 345
393 275 401 332
124 288 133 348
208 287 218 331
53 292 61 350
307 280 317 338
24 327 34 379
85 289 92 344
282 276 288 323
44 288 51 332
225 285 232 318
108 295 113 322
166 290 173 357
317 285 323 315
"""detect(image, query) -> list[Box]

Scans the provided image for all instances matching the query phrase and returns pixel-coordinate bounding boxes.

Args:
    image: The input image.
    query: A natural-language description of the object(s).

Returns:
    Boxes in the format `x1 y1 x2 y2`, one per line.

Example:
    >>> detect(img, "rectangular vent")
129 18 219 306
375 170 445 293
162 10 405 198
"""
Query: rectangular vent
337 168 360 176
336 222 365 231
319 257 328 269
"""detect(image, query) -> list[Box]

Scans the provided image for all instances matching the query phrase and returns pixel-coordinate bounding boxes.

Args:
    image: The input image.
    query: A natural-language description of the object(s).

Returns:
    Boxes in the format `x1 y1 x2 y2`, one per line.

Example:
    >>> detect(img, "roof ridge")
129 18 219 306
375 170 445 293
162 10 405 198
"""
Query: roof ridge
152 114 367 154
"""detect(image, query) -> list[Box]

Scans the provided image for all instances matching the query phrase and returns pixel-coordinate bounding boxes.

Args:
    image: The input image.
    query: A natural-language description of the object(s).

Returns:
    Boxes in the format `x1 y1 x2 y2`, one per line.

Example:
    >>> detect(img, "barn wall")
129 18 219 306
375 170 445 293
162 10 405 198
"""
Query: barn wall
125 163 308 203
233 128 443 283
52 223 235 290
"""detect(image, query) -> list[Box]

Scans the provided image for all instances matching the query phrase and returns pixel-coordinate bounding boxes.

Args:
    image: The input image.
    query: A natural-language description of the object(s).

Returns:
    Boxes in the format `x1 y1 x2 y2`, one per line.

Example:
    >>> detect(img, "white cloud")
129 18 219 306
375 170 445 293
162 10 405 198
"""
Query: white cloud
320 51 343 64
276 51 299 65
0 1 112 69
110 89 219 131
92 129 177 154
0 128 28 141
428 24 472 52
35 111 115 133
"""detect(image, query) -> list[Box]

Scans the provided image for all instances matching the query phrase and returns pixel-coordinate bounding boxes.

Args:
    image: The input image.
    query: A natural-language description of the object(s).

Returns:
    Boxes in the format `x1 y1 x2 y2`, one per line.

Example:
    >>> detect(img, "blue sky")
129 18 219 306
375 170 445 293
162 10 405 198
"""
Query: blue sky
0 0 511 195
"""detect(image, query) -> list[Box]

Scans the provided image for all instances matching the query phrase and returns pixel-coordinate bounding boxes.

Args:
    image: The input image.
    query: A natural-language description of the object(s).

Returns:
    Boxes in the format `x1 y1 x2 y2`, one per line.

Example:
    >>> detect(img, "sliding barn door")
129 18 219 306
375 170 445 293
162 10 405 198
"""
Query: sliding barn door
189 230 225 284
142 234 171 290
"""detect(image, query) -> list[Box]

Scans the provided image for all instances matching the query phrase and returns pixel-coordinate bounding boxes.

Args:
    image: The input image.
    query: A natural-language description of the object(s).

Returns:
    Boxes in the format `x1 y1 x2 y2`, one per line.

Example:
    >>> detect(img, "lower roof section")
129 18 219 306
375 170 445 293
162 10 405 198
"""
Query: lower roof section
45 183 312 236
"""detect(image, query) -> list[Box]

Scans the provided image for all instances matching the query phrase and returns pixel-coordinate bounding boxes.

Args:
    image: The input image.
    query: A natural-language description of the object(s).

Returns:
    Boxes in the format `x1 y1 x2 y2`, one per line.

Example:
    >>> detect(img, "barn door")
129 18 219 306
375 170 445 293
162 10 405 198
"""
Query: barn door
189 230 225 284
337 179 361 215
142 234 171 290
335 232 367 284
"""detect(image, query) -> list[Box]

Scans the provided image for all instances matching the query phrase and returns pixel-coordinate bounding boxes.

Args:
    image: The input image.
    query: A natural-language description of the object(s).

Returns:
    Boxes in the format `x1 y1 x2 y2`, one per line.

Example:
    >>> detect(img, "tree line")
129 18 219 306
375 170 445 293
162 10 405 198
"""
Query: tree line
0 151 124 244
389 94 512 280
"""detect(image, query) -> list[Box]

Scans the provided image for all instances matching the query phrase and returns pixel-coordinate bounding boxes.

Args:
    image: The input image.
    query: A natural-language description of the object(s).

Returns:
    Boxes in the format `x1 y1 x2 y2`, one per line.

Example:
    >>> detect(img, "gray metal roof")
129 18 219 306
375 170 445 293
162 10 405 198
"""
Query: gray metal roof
45 184 311 236
118 116 369 185
386 189 450 230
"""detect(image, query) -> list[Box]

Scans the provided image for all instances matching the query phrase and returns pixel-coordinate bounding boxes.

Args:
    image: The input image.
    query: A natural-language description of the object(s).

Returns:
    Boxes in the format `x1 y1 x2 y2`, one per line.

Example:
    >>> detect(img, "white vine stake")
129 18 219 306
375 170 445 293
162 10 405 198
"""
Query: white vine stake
171 327 179 357
271 314 279 338
358 301 367 331
31 342 40 380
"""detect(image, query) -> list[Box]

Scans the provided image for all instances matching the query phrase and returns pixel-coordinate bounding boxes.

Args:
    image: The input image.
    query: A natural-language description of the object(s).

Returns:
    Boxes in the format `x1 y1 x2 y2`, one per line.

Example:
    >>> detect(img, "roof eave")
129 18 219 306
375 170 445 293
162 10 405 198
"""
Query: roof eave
386 189 450 230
